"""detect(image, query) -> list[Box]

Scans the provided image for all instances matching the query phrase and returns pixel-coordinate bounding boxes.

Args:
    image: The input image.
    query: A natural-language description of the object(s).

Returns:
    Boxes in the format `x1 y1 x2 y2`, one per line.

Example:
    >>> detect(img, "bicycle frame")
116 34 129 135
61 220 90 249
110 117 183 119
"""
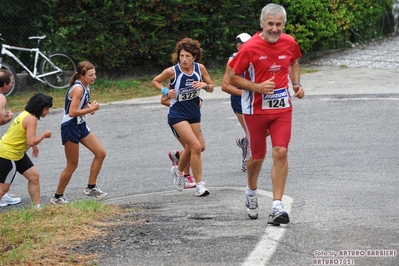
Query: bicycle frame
0 44 63 85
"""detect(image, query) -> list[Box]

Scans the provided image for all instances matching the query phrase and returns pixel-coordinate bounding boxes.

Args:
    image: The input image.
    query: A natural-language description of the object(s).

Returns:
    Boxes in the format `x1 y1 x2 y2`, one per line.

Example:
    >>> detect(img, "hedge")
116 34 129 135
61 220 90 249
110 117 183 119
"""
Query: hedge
1 0 394 73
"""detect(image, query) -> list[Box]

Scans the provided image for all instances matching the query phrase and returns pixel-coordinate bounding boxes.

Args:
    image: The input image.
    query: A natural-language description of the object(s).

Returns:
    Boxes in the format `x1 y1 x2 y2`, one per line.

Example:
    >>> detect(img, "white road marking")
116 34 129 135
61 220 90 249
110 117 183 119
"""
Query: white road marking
242 189 293 266
321 97 399 101
104 186 294 265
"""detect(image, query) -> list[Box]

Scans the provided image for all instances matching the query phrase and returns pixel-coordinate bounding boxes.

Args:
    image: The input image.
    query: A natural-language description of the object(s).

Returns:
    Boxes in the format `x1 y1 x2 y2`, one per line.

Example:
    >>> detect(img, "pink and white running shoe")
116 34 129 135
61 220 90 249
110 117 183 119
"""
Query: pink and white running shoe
184 175 196 189
168 150 179 166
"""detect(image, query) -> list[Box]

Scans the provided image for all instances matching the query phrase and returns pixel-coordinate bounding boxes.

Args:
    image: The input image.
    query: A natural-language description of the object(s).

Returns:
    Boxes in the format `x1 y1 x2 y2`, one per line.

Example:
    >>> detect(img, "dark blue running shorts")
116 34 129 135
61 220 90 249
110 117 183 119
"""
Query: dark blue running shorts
61 122 91 145
230 95 242 114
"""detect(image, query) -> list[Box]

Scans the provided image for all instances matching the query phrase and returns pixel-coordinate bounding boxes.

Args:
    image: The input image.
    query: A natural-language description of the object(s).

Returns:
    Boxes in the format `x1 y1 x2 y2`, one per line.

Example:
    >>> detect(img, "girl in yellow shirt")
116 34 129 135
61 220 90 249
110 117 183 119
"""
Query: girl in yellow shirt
0 93 53 209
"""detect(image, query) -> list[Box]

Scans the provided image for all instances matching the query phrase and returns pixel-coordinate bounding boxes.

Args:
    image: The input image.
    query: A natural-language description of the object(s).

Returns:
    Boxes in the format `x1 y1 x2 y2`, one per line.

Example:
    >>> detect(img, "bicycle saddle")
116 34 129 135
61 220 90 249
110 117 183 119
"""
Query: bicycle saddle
28 36 46 40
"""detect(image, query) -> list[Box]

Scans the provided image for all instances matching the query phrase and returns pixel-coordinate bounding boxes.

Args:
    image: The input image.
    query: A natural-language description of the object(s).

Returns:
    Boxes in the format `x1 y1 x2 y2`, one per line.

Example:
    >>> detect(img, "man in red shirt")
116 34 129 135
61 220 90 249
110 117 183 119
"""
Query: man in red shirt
229 3 305 225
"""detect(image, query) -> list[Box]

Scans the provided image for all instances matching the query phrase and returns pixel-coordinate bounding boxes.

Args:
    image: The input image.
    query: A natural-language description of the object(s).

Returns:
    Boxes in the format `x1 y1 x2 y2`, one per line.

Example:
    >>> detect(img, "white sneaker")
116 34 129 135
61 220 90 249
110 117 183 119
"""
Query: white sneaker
50 195 69 204
245 193 259 219
195 181 210 197
1 193 21 206
0 200 7 207
171 166 184 191
83 186 108 198
267 202 290 225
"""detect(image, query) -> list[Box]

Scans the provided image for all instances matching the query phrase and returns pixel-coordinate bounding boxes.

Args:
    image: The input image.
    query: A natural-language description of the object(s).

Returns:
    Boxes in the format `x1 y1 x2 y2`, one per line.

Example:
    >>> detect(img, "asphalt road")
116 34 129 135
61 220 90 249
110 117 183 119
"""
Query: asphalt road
1 63 398 265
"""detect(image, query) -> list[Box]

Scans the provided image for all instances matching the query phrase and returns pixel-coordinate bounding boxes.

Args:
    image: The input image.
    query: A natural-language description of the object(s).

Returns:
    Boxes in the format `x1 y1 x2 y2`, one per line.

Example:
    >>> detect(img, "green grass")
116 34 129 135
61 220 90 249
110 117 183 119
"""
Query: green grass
0 199 129 265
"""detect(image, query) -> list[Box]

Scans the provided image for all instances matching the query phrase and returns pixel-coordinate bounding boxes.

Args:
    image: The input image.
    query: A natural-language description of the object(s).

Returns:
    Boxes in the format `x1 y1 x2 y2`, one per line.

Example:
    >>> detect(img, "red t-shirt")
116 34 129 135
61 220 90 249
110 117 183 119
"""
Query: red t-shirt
229 32 302 115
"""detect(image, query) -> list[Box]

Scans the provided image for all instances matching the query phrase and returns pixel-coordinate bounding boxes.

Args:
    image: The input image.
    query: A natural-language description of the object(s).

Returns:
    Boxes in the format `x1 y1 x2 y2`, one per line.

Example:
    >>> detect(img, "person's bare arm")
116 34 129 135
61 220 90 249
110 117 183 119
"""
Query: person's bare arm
289 59 305 99
151 67 174 91
229 68 275 95
68 86 99 117
24 115 51 147
0 95 13 125
222 59 242 96
192 64 214 93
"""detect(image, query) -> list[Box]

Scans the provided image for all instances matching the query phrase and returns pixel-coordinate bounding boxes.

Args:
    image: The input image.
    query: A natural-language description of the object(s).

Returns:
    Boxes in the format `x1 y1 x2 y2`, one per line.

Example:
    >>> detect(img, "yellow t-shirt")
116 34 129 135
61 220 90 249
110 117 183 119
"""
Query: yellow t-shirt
0 110 32 161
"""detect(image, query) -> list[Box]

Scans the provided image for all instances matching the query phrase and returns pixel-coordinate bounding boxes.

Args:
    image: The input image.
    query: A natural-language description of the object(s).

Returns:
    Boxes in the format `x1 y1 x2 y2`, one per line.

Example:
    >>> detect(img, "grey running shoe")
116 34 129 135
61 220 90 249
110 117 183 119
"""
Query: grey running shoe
245 193 259 219
236 137 245 156
168 150 179 166
171 166 184 191
50 195 69 204
241 160 247 172
236 138 249 170
83 186 109 198
0 193 21 206
195 182 210 197
267 202 290 226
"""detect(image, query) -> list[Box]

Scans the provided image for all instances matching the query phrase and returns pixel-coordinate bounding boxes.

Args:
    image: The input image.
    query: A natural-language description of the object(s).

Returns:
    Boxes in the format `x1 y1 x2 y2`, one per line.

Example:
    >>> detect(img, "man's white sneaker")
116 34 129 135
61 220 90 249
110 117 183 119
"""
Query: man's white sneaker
267 202 290 226
245 193 259 219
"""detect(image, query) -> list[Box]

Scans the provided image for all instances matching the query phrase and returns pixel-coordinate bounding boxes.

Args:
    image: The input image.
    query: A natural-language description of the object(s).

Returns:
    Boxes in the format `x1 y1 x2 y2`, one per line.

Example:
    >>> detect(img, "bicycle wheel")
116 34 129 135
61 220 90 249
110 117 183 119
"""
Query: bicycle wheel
0 62 18 96
39 51 76 89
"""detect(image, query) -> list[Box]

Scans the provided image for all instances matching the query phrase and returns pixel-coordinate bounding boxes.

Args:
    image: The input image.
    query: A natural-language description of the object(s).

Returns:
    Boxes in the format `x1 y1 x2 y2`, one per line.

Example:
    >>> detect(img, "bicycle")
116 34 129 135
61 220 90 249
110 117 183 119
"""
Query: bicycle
0 34 77 96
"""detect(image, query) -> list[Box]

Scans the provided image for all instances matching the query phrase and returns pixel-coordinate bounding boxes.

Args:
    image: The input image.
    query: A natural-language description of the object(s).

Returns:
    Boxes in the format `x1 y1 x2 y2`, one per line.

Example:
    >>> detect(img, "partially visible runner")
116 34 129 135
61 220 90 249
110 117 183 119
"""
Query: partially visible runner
51 61 108 204
152 37 214 197
222 33 252 172
0 69 21 207
229 3 305 225
161 94 205 188
0 93 53 209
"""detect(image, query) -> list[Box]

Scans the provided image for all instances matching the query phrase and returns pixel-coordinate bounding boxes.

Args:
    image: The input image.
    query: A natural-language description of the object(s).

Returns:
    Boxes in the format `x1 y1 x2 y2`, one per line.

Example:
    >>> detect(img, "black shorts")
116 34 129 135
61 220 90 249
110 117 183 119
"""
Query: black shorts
0 153 33 184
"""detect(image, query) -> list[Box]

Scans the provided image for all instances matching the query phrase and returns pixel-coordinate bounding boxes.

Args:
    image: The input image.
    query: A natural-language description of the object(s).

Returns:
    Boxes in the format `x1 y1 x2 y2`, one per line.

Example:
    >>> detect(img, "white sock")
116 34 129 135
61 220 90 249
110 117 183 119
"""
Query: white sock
246 187 257 196
272 200 282 208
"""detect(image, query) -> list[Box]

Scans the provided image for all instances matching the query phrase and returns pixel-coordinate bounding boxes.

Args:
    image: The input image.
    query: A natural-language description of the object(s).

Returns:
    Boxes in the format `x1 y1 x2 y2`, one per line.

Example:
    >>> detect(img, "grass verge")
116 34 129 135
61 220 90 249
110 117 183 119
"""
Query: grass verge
0 199 137 265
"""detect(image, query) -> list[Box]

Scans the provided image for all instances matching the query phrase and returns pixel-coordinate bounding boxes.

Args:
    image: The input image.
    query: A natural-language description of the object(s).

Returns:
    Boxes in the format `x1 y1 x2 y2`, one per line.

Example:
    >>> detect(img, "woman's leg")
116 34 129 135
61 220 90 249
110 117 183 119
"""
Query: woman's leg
80 132 106 185
55 141 79 195
173 122 202 182
22 166 41 205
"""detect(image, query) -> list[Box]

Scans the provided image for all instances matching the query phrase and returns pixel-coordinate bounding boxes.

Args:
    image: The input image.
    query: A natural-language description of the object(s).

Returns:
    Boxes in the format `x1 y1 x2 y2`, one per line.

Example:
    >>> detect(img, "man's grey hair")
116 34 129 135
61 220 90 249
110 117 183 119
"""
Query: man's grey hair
260 3 287 24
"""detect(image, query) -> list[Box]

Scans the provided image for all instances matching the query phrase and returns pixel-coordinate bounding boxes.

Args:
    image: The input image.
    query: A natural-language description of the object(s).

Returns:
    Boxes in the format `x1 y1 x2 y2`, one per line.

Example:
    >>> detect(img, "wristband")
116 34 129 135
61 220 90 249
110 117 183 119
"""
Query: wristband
161 87 169 95
292 83 302 87
204 84 210 91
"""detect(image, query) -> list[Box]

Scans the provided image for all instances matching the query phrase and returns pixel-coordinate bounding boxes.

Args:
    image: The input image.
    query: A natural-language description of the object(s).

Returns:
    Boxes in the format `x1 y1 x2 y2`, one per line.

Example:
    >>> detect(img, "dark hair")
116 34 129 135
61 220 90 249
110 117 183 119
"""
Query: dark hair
68 61 95 87
0 69 12 87
171 38 203 64
25 93 53 119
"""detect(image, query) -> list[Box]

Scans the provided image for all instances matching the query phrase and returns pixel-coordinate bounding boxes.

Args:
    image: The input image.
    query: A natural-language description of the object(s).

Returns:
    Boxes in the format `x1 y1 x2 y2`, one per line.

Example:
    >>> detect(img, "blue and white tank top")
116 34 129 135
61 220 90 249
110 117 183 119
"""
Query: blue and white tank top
168 62 202 119
61 81 90 126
